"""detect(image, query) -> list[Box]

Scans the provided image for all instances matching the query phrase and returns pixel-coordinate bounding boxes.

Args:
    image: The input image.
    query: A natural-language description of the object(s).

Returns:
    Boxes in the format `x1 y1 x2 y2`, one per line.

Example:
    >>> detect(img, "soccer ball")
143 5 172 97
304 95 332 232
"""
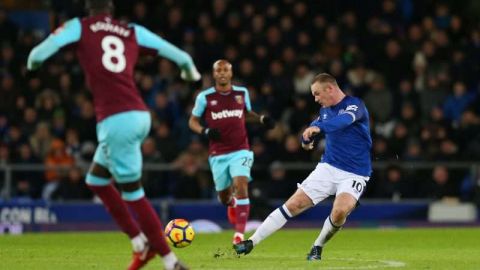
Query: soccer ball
165 219 195 248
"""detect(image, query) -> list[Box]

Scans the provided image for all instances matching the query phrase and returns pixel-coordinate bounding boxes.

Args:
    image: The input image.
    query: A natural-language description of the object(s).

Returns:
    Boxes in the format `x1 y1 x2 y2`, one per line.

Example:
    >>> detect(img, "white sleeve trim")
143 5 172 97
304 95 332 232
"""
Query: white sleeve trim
345 111 356 122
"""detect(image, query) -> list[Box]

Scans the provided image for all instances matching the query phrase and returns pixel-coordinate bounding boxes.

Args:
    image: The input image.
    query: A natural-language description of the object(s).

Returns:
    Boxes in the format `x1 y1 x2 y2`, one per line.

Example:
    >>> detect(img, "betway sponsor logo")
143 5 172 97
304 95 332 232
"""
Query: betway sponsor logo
211 109 243 120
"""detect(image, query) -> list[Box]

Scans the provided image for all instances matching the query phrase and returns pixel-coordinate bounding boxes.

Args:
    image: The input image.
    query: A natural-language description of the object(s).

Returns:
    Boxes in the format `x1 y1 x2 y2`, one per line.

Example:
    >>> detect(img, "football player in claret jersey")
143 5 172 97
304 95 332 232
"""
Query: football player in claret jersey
189 60 275 245
27 1 200 269
235 73 372 261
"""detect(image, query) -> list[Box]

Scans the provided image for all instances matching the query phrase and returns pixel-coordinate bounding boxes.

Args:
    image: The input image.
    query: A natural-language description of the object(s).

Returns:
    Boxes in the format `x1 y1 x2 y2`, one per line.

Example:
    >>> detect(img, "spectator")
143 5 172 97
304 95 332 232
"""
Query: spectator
71 100 96 143
29 122 53 160
364 76 393 123
375 164 413 200
52 166 91 200
0 75 17 115
0 8 18 45
279 134 311 162
443 81 476 125
265 161 295 199
43 139 75 200
293 63 315 97
35 89 61 122
172 152 211 199
12 144 43 199
424 165 459 200
282 95 310 134
153 121 178 162
457 109 480 159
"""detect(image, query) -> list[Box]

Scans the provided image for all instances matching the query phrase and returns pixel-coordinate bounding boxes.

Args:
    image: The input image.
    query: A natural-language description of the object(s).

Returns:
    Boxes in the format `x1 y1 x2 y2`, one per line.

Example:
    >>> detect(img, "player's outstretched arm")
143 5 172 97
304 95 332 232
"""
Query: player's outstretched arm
27 18 81 71
132 24 201 81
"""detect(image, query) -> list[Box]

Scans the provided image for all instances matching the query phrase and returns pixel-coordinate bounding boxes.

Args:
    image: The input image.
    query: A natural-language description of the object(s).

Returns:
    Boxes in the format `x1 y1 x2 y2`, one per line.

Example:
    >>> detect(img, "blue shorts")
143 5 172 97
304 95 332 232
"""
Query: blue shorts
208 150 254 191
93 111 151 183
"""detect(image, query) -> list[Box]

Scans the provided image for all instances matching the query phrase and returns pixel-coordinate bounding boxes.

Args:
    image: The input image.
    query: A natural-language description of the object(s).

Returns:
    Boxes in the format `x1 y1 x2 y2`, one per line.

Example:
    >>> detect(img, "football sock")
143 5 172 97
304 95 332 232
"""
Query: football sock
131 232 147 252
249 204 292 246
125 193 171 256
235 198 250 233
162 252 178 270
86 180 140 239
314 215 343 247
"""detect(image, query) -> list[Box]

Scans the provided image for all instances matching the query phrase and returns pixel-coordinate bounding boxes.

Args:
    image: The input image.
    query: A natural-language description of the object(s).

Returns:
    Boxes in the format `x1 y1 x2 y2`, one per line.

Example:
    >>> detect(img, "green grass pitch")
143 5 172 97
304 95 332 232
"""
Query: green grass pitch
1 228 479 269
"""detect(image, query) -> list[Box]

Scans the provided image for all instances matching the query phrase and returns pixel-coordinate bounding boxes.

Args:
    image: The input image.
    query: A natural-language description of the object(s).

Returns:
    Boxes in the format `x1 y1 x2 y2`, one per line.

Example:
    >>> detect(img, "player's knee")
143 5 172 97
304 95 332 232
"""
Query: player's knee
121 187 145 201
89 163 111 178
285 201 306 216
118 181 142 192
217 194 231 205
235 187 248 198
331 207 349 223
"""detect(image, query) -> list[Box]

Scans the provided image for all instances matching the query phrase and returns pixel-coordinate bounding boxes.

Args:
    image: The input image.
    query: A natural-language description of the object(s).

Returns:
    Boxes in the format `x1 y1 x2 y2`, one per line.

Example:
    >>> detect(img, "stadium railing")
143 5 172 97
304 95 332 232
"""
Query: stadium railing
0 162 479 201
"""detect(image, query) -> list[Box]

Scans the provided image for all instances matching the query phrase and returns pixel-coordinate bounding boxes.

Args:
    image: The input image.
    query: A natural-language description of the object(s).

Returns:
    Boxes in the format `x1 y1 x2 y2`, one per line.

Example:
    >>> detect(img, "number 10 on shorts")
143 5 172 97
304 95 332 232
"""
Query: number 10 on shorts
351 180 364 193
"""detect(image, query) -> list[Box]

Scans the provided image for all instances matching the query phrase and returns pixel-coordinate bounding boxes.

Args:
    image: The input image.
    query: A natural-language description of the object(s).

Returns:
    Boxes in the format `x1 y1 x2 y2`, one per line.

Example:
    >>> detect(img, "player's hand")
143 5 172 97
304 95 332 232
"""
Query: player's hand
27 60 42 71
302 126 320 142
202 128 221 141
302 141 315 150
181 66 202 82
260 115 275 129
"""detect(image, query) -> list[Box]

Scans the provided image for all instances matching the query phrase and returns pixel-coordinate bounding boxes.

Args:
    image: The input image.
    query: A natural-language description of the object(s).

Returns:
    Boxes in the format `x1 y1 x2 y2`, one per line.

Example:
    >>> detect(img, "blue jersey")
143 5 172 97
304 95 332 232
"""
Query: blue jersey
309 96 372 176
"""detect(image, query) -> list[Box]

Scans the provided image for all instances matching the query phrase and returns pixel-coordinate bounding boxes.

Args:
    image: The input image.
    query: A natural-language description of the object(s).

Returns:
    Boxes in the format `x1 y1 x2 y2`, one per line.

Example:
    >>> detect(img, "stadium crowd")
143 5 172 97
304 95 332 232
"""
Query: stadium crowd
0 0 479 203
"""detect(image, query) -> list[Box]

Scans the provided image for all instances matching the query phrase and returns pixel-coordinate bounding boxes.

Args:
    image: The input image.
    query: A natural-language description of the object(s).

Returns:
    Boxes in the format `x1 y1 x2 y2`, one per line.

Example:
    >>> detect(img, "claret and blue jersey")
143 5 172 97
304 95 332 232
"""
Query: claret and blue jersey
192 85 252 156
309 96 372 177
27 14 198 183
27 14 196 122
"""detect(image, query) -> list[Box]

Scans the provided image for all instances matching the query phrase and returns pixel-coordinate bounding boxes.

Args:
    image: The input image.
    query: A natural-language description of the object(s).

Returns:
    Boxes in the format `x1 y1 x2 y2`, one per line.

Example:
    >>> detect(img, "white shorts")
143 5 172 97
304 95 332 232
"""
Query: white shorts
298 163 369 205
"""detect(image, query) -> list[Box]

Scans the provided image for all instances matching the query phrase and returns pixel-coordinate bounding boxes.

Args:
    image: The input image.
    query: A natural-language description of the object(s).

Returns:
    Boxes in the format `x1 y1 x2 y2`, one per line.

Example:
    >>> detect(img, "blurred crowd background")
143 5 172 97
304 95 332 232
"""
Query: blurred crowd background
0 0 479 204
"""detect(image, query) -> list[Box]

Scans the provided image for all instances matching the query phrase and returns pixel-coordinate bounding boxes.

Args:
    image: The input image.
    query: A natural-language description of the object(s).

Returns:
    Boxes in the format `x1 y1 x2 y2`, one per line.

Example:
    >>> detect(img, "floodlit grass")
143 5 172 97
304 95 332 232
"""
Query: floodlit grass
1 228 479 269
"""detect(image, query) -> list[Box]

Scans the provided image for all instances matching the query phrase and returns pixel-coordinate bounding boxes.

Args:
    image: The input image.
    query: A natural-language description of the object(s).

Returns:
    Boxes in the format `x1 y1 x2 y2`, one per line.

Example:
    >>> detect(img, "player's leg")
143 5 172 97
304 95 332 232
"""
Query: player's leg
235 163 334 255
309 172 368 261
104 111 186 270
231 176 249 244
217 186 236 222
229 150 254 244
234 188 313 255
85 162 145 251
119 180 178 270
314 193 357 246
209 154 237 224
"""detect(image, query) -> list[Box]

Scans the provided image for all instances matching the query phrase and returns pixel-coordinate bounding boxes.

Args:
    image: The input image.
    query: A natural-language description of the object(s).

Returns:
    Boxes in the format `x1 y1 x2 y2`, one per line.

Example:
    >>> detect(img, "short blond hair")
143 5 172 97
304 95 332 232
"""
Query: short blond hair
311 73 338 86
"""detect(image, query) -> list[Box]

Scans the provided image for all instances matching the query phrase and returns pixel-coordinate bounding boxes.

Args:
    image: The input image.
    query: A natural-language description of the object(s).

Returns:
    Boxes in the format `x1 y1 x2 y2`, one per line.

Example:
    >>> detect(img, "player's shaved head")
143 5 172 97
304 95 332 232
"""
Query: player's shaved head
213 59 232 70
212 59 233 90
86 0 114 14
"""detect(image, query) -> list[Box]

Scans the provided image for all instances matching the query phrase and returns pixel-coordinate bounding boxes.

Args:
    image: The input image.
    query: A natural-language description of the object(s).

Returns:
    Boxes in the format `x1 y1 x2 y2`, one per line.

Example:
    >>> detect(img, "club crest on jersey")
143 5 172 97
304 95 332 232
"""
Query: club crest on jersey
346 105 358 111
235 95 243 104
210 100 218 106
322 113 327 120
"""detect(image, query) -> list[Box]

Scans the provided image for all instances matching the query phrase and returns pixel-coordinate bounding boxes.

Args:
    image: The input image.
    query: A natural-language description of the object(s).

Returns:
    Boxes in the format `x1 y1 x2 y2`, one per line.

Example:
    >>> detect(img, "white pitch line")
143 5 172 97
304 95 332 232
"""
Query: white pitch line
322 257 406 269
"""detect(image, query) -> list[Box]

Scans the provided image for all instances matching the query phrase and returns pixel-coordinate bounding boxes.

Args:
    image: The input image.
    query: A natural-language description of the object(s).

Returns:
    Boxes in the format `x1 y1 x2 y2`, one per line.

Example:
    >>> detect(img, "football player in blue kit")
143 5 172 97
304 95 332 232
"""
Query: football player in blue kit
234 73 372 261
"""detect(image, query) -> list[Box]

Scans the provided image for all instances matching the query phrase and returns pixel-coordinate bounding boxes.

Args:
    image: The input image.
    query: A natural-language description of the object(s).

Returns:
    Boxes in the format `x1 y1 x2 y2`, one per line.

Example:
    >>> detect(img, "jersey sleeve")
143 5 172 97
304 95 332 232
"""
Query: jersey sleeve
240 87 252 112
311 100 365 133
131 24 195 70
192 92 207 117
27 18 81 70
